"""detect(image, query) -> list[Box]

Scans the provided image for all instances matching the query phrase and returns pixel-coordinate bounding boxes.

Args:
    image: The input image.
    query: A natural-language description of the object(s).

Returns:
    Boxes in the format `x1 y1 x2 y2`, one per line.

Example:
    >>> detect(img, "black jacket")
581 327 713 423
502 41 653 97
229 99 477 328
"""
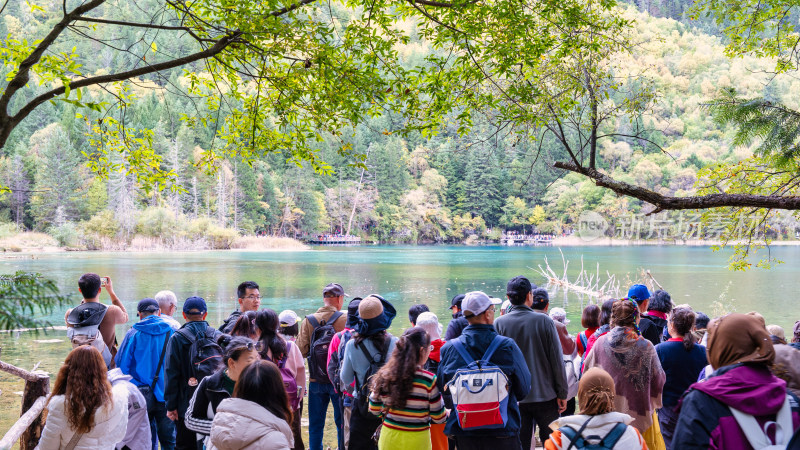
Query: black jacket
219 310 241 334
164 321 221 417
638 315 663 347
185 368 232 436
444 313 469 341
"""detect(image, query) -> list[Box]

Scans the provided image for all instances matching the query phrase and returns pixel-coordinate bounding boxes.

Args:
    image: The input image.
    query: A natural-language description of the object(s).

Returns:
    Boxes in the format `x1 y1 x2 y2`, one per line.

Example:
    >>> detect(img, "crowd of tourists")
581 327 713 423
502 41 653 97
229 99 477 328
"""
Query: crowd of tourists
31 272 800 449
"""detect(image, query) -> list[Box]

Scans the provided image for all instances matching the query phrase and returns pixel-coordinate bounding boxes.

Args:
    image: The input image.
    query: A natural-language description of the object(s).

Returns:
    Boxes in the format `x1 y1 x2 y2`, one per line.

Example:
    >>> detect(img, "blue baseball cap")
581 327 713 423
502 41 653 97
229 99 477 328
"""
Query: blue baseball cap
627 284 651 303
183 296 207 314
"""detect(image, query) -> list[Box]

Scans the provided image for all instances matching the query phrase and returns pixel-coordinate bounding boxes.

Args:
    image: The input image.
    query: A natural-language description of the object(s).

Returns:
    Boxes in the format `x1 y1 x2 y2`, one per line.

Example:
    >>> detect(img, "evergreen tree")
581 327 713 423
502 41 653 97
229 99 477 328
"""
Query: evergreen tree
370 137 409 204
29 124 85 228
463 148 504 225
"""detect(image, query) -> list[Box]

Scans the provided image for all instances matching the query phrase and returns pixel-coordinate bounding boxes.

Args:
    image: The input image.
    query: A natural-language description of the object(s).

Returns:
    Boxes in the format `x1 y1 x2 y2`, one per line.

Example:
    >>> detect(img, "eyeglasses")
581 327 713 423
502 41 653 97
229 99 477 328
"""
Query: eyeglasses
243 295 262 300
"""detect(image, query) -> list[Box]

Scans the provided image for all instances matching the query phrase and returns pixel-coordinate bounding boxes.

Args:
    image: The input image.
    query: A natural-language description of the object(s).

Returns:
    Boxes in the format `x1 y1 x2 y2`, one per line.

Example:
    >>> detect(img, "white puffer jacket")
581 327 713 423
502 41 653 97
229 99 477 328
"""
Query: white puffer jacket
36 383 129 450
208 398 294 450
546 412 646 450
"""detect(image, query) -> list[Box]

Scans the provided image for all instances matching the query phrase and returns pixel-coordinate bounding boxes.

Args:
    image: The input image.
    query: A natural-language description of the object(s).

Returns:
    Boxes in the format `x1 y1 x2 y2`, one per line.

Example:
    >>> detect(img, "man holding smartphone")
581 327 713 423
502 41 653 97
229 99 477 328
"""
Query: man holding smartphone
65 273 129 366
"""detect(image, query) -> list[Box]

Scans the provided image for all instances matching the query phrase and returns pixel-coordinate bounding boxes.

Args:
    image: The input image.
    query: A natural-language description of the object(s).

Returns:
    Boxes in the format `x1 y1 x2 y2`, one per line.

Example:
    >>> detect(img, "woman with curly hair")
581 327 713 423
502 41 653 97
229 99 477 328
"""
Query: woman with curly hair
37 346 129 450
368 326 446 450
584 298 666 450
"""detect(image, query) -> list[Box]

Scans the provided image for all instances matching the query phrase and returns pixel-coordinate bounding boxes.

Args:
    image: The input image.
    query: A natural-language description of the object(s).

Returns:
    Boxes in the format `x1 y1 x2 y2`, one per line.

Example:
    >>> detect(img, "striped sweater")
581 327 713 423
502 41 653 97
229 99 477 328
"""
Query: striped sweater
369 368 447 432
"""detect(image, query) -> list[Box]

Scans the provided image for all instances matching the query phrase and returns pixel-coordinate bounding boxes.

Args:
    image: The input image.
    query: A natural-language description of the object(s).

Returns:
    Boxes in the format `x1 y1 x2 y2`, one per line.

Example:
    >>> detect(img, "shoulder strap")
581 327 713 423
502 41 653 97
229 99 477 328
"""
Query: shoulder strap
564 416 594 450
329 311 344 327
560 427 581 450
451 339 477 365
730 395 793 447
64 431 84 450
482 335 504 361
307 314 320 328
150 332 171 390
176 327 197 344
357 340 377 362
600 422 629 448
355 340 378 388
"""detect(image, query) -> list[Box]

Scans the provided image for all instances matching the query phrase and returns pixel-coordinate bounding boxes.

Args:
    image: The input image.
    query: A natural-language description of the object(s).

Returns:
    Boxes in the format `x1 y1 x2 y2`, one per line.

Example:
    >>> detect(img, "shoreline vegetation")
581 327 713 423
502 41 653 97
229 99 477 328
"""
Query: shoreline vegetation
4 228 800 254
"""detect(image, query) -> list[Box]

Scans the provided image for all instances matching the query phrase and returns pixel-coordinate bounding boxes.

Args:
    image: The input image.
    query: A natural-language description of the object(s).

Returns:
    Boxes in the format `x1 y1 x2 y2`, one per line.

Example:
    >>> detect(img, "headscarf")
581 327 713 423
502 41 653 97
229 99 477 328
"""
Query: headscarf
578 367 616 415
794 320 800 344
415 311 442 340
353 295 396 336
706 313 775 369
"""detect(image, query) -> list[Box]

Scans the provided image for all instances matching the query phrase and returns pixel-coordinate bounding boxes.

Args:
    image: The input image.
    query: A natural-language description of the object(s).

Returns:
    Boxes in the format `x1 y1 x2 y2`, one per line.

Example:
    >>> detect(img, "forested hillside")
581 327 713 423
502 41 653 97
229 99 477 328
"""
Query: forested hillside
0 2 796 247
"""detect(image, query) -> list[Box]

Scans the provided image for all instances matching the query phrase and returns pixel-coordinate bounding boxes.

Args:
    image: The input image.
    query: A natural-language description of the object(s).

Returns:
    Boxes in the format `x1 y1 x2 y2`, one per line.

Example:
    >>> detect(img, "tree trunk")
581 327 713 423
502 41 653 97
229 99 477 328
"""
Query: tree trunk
20 373 49 450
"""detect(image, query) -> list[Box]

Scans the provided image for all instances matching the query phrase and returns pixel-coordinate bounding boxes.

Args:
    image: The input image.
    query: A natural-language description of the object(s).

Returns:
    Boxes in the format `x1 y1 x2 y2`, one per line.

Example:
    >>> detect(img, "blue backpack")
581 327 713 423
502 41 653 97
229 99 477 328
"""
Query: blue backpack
559 417 628 450
446 336 510 430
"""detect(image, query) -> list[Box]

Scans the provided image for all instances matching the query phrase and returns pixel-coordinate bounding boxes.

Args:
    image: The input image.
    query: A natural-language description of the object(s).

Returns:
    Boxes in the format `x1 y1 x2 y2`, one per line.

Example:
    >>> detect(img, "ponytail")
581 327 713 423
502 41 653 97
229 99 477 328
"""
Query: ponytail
682 332 695 351
670 307 696 351
255 309 287 362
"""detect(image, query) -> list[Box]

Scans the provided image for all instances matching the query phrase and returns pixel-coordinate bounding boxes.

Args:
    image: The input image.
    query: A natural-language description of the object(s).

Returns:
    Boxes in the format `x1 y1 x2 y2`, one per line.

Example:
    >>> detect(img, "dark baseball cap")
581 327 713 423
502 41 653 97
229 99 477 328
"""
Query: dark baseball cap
450 294 465 308
183 296 207 314
507 276 535 297
532 288 549 304
323 283 345 297
137 298 160 313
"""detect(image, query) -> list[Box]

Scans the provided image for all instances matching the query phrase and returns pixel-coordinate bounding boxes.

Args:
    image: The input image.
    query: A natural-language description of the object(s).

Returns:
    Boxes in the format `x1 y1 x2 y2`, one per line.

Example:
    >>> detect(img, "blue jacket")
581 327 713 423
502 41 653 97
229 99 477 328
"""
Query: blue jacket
115 315 174 402
436 324 531 437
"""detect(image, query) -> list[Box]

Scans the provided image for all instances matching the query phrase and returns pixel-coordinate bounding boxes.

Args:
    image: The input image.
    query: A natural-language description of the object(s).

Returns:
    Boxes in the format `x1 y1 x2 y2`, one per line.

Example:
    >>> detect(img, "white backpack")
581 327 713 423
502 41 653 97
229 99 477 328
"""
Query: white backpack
564 350 580 400
446 336 510 430
729 395 795 449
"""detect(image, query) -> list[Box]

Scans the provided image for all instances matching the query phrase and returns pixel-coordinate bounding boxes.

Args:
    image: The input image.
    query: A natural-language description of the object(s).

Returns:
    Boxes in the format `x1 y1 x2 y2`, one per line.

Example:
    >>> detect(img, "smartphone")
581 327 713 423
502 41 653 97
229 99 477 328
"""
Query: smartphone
101 277 109 287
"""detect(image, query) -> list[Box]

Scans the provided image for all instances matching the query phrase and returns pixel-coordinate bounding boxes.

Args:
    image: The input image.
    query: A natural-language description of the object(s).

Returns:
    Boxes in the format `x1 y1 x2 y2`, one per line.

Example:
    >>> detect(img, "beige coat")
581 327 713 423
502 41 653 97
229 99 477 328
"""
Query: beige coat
773 344 800 397
36 384 129 450
208 398 294 450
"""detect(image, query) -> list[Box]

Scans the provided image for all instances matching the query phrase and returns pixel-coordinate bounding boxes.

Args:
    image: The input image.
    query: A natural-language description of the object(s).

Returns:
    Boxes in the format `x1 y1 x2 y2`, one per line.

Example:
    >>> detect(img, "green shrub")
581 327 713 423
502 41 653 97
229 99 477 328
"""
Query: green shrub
187 218 237 249
207 226 237 249
49 222 79 247
136 207 179 238
83 210 121 239
0 222 20 239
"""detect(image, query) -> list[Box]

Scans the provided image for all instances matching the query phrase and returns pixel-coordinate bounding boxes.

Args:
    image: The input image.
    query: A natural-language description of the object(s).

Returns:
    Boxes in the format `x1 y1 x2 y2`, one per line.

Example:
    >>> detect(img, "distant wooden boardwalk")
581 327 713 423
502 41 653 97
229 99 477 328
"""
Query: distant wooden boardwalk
307 234 362 245
501 234 555 246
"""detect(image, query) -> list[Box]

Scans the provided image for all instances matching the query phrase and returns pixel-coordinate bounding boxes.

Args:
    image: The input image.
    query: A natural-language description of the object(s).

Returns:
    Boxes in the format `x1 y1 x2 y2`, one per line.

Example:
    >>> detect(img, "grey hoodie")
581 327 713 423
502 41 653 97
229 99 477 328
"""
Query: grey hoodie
108 368 152 450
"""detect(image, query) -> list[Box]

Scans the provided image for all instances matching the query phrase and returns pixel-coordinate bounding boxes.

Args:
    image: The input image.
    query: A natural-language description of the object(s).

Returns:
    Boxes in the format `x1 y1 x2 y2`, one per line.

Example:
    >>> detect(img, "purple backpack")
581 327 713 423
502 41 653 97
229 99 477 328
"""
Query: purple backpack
265 350 300 411
277 357 301 411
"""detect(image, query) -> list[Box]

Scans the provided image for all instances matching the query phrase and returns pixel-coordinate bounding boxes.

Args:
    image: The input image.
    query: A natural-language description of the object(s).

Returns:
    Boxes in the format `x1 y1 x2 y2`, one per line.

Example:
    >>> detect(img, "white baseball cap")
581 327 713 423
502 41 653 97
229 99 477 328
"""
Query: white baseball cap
462 291 501 317
279 310 300 327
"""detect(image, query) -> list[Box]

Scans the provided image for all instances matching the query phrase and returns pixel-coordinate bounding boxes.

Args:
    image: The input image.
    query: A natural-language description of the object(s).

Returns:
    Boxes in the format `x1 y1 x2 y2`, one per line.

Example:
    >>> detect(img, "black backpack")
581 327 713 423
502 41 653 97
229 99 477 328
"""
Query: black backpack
307 311 343 383
559 417 628 450
354 337 389 416
177 326 224 382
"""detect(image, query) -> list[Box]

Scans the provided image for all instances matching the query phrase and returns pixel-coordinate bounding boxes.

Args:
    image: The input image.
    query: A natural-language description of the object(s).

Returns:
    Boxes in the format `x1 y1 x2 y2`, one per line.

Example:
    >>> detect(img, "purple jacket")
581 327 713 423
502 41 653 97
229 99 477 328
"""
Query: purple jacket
673 364 800 449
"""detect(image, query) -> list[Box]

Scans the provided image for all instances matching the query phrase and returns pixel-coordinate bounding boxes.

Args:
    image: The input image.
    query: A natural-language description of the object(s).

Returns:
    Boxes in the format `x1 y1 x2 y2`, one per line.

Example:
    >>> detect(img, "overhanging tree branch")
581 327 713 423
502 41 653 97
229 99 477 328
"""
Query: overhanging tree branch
554 161 800 211
0 32 242 149
0 0 106 115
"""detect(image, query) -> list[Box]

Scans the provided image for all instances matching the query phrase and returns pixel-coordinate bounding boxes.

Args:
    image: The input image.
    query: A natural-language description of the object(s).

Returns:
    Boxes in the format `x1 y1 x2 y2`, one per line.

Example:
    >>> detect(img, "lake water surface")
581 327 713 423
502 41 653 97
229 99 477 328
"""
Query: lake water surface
1 245 798 429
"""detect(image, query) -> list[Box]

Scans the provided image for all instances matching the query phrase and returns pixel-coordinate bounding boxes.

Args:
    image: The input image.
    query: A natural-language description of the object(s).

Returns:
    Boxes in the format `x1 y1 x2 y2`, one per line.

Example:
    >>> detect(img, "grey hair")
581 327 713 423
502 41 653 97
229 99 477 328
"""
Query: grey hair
155 290 178 311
